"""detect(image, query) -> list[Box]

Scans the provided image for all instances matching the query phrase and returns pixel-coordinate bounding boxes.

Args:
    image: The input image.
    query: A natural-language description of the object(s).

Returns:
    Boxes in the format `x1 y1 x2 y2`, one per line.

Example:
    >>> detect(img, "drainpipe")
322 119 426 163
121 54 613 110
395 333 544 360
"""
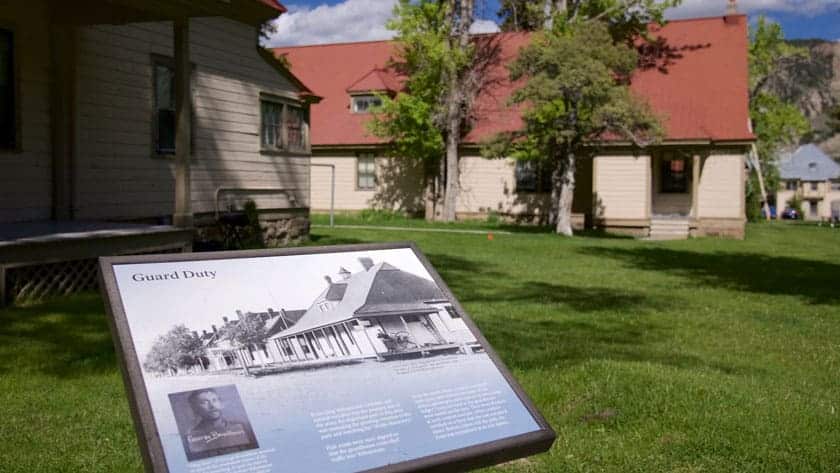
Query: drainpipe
310 163 335 227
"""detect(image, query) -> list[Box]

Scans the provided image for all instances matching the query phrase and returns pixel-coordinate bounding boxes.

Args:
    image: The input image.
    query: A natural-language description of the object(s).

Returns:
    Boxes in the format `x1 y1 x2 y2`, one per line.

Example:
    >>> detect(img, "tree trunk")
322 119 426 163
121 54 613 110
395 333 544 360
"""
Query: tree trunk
750 144 772 221
443 117 460 222
554 151 576 236
424 176 436 221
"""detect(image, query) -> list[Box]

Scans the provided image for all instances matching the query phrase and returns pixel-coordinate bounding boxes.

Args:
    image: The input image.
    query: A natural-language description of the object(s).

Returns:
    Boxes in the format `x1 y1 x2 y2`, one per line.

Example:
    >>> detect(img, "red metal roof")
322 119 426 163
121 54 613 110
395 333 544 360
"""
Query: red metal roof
256 0 287 14
274 15 754 147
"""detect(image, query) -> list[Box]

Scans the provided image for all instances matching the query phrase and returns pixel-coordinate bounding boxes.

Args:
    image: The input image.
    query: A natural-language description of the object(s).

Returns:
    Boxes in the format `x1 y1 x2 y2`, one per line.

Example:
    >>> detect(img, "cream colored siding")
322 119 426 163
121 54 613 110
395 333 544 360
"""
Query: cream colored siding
458 156 516 214
697 153 743 219
0 1 53 222
74 17 307 220
593 155 650 220
311 156 375 210
310 155 424 212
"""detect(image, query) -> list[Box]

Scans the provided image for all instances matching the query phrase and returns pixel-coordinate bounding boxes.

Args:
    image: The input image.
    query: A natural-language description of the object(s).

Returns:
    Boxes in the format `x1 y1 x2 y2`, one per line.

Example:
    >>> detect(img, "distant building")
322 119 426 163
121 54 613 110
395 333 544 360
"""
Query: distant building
776 144 840 220
275 13 755 240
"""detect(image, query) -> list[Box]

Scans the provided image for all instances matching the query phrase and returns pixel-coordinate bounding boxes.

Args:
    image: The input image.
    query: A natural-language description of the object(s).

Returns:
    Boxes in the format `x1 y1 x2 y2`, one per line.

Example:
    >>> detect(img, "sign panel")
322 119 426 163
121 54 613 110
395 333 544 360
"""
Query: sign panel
99 243 555 473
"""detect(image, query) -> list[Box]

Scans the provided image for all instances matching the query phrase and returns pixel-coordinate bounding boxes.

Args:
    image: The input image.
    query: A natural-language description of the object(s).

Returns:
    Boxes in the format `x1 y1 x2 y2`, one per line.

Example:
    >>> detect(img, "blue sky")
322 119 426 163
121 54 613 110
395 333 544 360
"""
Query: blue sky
265 0 840 46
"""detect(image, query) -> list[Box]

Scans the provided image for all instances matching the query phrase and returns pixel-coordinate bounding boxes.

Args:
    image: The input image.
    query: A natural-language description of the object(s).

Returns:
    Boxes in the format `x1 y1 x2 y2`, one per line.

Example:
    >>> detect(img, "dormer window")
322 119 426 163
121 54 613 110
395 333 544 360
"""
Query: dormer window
809 162 818 170
351 94 382 114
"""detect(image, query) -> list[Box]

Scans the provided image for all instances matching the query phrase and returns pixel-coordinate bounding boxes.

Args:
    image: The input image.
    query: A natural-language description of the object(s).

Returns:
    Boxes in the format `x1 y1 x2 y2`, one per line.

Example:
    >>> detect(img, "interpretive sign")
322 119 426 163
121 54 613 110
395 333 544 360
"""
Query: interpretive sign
99 243 555 473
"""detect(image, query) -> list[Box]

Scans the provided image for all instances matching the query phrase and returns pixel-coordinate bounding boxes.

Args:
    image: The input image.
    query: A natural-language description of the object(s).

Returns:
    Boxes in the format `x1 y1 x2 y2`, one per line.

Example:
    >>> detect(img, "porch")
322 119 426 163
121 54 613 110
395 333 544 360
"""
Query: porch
0 221 192 306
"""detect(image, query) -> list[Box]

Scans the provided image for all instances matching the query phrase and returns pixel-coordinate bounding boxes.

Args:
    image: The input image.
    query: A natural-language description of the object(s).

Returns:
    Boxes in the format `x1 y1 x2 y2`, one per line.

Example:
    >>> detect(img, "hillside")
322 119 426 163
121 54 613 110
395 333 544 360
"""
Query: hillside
766 39 840 159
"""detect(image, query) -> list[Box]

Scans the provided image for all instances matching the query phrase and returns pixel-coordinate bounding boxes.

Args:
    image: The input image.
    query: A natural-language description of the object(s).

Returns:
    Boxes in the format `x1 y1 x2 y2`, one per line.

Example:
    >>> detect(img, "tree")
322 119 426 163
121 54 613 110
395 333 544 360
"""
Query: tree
370 0 493 221
498 0 677 43
144 325 204 376
484 19 661 236
748 16 810 219
223 312 269 375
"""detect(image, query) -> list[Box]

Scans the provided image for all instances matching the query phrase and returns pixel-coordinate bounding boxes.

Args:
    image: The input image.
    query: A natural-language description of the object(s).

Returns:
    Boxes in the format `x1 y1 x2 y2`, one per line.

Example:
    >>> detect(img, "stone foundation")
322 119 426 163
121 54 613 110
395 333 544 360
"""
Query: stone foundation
194 209 310 250
259 213 311 247
691 218 745 239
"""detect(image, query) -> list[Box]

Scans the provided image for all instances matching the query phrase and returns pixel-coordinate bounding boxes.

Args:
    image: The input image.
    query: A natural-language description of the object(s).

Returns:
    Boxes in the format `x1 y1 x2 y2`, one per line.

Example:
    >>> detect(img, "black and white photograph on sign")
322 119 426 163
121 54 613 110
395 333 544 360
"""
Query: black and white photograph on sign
168 385 259 461
111 247 545 473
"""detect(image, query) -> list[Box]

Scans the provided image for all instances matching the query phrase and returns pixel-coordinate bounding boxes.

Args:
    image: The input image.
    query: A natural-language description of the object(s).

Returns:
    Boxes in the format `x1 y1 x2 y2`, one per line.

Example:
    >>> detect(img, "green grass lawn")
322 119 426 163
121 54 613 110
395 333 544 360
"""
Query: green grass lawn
3 222 840 472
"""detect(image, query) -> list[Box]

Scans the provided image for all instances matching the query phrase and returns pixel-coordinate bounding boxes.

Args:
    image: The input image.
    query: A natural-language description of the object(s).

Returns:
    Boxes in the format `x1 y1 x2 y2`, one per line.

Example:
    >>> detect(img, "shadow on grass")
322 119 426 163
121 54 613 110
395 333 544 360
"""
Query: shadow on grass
479 314 758 376
426 253 757 376
582 247 840 306
0 293 116 378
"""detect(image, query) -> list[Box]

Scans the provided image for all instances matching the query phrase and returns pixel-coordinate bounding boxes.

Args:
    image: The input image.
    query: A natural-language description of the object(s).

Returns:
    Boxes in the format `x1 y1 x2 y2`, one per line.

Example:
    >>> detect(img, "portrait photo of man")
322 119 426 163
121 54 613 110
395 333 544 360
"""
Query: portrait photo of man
169 385 259 461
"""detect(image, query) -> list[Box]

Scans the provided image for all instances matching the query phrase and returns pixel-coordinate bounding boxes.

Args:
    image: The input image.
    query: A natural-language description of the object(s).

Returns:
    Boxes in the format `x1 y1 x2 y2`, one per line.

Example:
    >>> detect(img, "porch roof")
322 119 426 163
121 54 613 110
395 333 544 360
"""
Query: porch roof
0 221 192 265
52 0 287 26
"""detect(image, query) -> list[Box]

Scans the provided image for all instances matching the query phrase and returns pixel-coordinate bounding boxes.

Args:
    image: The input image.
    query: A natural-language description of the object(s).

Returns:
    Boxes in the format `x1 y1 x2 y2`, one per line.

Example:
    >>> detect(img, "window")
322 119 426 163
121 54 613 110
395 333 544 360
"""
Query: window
832 180 840 191
357 154 376 190
514 161 552 193
661 158 688 193
153 61 176 154
152 56 194 155
445 305 461 319
261 96 308 153
810 182 819 191
0 28 15 149
786 180 798 191
351 94 382 113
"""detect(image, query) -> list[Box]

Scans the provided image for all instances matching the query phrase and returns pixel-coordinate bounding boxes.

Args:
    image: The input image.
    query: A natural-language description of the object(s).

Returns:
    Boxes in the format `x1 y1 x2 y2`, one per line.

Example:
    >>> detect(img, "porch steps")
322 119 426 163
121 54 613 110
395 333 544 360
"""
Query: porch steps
649 218 690 240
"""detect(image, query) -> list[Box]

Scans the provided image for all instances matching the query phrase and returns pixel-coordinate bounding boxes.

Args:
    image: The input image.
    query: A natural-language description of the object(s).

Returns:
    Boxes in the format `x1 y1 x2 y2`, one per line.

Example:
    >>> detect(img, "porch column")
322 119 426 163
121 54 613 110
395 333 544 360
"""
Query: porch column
50 24 77 220
173 18 192 227
691 154 701 219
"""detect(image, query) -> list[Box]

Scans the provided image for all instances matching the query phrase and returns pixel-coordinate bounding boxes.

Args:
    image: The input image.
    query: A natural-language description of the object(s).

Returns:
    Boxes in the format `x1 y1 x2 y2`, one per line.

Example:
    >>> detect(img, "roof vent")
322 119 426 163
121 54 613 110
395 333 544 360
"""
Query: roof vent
359 257 374 271
809 162 818 170
726 0 737 14
724 0 739 24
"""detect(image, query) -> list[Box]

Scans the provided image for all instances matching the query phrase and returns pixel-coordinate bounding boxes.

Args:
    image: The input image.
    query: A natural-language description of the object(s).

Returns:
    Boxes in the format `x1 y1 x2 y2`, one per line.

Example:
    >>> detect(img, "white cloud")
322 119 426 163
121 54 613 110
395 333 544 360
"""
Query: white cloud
666 0 840 19
264 0 502 47
470 19 501 34
265 0 399 47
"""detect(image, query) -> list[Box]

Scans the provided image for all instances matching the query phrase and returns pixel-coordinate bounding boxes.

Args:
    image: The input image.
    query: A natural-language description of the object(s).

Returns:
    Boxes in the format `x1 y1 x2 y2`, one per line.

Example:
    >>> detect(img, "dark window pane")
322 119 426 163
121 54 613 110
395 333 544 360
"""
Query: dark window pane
515 161 537 192
285 105 304 150
661 158 688 193
157 109 175 153
0 29 15 148
154 62 175 153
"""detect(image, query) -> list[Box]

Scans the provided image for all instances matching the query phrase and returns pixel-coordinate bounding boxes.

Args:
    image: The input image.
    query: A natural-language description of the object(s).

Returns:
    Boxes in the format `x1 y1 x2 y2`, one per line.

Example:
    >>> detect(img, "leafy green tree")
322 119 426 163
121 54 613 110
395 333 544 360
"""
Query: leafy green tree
748 16 810 219
484 20 661 235
499 0 678 43
144 325 204 375
223 312 269 374
370 0 487 221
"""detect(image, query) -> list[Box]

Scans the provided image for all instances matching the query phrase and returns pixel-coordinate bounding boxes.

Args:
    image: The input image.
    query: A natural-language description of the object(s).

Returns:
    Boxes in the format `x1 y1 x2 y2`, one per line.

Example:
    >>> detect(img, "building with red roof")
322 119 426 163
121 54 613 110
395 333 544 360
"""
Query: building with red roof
276 12 755 239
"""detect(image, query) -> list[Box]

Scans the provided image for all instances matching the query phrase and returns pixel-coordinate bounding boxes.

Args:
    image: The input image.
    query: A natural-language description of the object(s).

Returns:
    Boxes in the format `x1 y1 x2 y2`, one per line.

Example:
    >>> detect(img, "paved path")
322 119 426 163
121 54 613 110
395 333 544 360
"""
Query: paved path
311 224 514 235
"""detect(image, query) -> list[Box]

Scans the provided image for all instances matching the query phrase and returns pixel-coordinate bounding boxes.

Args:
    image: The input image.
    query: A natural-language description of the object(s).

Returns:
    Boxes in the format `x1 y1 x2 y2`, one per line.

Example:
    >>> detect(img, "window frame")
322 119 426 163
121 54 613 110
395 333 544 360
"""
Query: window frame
259 92 310 156
356 153 376 191
810 181 819 191
785 180 798 191
350 94 383 114
0 24 21 153
150 54 195 159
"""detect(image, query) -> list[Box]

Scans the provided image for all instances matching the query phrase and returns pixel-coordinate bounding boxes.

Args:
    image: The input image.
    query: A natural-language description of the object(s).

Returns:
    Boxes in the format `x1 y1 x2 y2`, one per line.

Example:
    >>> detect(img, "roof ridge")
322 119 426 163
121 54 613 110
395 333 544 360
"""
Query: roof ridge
272 38 394 50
